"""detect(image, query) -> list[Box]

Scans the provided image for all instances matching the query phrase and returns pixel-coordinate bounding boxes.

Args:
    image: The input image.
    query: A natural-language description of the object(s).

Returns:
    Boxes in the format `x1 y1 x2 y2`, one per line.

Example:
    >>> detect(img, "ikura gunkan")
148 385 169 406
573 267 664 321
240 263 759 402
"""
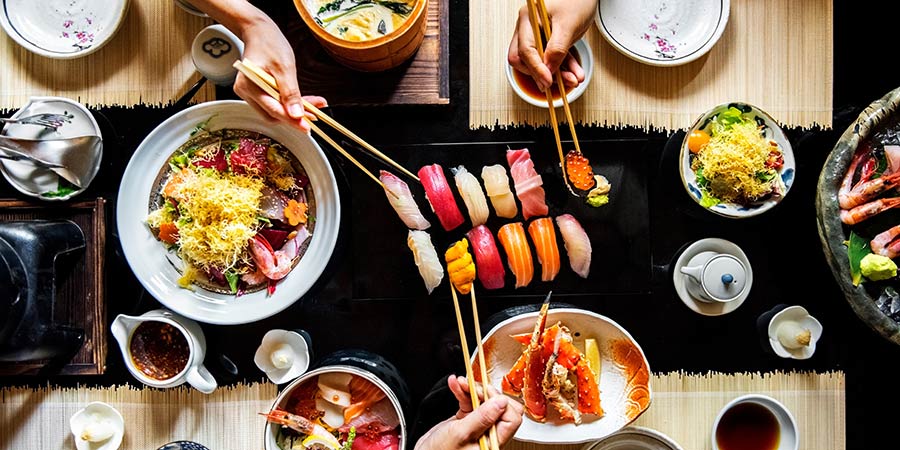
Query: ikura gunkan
264 372 402 450
146 128 314 296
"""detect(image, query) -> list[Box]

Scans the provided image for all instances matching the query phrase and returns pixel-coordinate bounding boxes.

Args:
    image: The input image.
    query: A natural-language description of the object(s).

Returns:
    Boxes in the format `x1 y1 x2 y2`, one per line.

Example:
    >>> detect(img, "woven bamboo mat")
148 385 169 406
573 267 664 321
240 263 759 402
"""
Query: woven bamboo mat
506 371 845 450
0 381 277 450
469 0 833 131
0 1 215 110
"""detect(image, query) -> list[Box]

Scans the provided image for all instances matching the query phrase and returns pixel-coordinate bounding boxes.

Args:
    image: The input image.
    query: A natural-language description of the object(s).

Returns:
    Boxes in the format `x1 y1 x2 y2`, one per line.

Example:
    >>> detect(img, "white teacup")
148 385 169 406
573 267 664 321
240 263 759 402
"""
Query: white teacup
712 394 798 450
111 309 217 394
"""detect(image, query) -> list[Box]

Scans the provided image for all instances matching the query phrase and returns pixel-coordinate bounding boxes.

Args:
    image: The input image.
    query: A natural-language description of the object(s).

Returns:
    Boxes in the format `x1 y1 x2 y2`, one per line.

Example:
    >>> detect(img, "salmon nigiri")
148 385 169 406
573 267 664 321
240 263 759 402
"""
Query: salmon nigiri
498 222 534 288
507 149 548 220
527 217 560 282
556 214 591 278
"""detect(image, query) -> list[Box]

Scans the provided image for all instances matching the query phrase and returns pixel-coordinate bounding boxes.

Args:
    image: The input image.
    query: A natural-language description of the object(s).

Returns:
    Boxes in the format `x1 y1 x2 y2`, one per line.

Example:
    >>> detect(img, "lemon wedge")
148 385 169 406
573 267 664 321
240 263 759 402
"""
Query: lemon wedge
584 338 601 385
302 433 341 450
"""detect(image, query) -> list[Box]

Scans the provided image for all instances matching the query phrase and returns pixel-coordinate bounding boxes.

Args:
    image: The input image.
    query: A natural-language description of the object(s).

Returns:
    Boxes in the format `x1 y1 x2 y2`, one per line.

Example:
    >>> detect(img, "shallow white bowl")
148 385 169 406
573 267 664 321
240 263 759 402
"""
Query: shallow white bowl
506 37 594 109
116 100 340 325
596 0 729 67
0 0 130 59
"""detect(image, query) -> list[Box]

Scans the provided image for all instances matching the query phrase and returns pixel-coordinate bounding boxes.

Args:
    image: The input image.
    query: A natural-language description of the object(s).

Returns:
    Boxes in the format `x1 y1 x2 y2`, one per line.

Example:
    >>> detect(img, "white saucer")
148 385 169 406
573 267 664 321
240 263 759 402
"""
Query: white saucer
672 238 752 316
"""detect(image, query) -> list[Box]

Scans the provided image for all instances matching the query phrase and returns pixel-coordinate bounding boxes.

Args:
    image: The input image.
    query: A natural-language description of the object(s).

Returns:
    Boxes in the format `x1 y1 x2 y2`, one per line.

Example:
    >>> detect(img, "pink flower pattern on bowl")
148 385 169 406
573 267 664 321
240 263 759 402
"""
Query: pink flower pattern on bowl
60 16 97 51
641 15 680 59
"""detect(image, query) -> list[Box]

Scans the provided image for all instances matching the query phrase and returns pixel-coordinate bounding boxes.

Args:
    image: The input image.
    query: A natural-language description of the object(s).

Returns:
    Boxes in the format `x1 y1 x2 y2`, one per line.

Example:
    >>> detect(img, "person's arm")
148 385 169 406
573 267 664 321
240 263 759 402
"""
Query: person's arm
415 375 524 450
190 0 325 131
507 0 598 92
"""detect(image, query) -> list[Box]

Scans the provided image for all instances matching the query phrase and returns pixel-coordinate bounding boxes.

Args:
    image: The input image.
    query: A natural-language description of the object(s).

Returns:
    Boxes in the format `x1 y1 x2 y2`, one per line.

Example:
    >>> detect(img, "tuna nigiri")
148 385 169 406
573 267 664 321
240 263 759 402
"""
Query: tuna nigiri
452 166 490 226
446 238 476 295
481 165 518 219
498 222 534 288
380 170 431 230
556 214 591 278
407 230 444 294
418 164 465 231
466 225 506 290
527 217 560 282
507 149 549 220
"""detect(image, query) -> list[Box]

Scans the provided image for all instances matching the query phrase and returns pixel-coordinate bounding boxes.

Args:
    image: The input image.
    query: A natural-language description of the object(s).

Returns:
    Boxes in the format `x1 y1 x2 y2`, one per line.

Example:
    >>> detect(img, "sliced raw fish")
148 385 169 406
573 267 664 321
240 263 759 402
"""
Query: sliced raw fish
380 170 431 230
418 164 465 231
498 222 534 288
467 225 505 290
556 214 591 278
481 165 518 218
507 149 548 220
339 398 400 434
407 230 444 294
453 166 490 226
351 431 400 450
528 217 560 282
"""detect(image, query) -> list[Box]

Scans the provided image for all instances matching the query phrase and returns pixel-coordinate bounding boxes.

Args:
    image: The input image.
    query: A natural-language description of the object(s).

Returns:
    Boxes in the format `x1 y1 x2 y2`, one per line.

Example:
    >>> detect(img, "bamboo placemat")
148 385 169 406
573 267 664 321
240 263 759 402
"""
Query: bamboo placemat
470 0 833 131
0 381 277 450
0 1 215 110
506 371 845 450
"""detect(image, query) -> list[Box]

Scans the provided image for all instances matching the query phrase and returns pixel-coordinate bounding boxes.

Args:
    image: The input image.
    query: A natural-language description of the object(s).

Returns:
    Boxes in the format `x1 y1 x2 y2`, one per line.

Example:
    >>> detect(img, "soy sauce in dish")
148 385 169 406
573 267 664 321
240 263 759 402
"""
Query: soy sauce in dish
130 321 190 381
511 50 582 101
715 402 780 450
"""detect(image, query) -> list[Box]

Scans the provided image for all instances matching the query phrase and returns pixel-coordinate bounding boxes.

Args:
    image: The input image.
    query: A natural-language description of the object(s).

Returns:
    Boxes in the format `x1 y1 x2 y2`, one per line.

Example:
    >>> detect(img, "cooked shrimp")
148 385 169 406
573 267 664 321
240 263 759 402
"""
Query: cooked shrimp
839 146 869 202
871 225 900 258
840 198 900 225
839 172 900 209
247 232 302 281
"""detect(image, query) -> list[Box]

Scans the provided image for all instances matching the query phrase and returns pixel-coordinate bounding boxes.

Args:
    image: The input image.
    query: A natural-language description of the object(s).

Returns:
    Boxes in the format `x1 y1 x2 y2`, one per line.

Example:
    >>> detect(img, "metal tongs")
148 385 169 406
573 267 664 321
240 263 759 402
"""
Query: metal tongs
0 135 102 188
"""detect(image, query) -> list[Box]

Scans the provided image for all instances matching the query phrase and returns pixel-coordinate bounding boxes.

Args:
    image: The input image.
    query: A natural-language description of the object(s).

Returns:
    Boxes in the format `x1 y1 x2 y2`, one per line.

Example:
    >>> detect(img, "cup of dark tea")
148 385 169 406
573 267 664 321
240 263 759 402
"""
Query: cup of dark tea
712 394 798 450
506 37 594 108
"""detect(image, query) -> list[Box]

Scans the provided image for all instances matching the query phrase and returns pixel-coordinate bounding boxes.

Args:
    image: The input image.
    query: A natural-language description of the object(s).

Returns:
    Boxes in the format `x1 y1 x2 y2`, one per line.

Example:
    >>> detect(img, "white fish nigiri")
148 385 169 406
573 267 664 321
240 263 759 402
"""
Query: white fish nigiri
452 166 490 226
380 170 431 230
555 214 592 278
407 230 444 294
481 165 518 219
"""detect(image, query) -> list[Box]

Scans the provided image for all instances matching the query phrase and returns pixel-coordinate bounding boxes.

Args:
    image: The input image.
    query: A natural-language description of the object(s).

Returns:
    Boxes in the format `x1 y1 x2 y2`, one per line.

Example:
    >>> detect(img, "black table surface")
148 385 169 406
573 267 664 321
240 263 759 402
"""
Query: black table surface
2 0 898 448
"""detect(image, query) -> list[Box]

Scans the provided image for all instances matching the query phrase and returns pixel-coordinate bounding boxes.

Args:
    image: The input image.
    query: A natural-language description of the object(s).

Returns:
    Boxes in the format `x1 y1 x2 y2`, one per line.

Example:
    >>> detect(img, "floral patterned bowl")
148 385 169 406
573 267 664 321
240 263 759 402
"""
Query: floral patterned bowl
0 0 130 59
596 0 730 67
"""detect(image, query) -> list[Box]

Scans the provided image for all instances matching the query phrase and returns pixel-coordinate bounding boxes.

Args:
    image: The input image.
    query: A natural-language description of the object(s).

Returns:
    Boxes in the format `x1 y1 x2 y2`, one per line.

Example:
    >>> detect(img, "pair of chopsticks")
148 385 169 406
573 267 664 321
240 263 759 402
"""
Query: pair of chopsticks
232 59 418 197
449 284 500 450
525 0 582 179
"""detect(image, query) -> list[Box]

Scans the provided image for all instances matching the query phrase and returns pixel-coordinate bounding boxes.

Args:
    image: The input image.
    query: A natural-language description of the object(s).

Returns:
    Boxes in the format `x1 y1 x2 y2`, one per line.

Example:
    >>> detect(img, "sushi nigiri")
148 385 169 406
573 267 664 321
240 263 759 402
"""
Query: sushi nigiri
481 165 518 219
498 222 534 288
555 214 591 278
453 166 490 226
445 238 476 295
407 230 444 294
527 217 560 282
507 149 549 220
380 170 431 230
467 225 505 290
418 164 465 231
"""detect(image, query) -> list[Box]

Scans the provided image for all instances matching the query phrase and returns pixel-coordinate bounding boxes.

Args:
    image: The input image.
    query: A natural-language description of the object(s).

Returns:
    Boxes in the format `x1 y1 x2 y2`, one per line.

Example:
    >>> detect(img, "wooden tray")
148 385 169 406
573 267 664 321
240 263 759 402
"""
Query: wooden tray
281 0 449 105
0 198 107 375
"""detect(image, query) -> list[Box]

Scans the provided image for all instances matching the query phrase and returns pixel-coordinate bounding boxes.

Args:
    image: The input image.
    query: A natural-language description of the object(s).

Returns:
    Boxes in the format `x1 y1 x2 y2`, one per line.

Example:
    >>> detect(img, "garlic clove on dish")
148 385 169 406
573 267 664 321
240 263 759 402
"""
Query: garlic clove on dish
269 343 295 370
776 320 812 349
253 329 310 384
69 401 124 450
79 414 116 442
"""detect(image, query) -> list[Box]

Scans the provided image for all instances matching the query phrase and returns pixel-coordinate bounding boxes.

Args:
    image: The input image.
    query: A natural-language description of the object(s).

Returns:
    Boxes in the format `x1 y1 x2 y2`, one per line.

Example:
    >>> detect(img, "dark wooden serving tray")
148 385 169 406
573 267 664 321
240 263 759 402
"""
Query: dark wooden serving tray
0 198 107 375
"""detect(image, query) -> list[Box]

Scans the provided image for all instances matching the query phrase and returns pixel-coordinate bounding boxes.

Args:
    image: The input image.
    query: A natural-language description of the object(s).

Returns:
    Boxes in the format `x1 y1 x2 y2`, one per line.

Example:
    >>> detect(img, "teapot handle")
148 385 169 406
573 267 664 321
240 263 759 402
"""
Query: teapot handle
680 264 703 282
187 365 218 394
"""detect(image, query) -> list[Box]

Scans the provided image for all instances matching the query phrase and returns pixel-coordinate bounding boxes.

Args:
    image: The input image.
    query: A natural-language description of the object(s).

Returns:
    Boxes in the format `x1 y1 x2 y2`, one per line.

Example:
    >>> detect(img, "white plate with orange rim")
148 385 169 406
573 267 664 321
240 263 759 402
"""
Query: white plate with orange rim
116 100 340 325
472 307 652 444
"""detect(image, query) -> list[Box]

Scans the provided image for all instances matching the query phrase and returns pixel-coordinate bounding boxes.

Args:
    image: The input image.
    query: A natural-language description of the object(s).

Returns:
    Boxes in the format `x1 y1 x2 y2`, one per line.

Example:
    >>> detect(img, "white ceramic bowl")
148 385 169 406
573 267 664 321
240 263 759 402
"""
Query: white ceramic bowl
0 0 130 59
473 307 652 444
506 37 594 109
581 426 684 450
116 100 340 325
69 401 125 450
596 0 729 66
712 394 798 450
679 102 795 218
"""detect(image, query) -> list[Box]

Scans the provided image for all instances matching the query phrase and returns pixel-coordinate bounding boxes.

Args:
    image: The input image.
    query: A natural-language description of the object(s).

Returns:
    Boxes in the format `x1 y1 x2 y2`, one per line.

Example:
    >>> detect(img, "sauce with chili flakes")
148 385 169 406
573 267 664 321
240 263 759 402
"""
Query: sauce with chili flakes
129 321 190 380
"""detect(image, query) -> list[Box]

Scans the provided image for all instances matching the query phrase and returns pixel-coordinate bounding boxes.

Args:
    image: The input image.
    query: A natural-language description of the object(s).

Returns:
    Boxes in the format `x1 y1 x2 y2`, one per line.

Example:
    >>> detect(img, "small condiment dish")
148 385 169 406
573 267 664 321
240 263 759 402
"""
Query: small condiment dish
506 37 594 109
767 306 823 360
254 329 311 385
69 401 125 450
712 394 798 450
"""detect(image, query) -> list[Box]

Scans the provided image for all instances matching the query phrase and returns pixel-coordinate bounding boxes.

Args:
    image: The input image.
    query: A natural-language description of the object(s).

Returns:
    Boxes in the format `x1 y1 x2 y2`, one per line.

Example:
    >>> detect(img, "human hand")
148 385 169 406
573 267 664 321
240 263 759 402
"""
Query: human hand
414 375 524 450
508 0 598 92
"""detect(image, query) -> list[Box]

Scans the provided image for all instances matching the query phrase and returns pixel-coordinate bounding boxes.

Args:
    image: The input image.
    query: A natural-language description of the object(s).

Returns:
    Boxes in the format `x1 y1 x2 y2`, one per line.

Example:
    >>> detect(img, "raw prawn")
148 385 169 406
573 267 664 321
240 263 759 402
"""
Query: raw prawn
871 225 900 259
481 165 518 218
507 149 549 220
839 171 900 210
261 409 341 448
380 170 431 230
453 166 491 226
528 217 561 282
498 222 534 288
840 198 900 225
556 214 591 278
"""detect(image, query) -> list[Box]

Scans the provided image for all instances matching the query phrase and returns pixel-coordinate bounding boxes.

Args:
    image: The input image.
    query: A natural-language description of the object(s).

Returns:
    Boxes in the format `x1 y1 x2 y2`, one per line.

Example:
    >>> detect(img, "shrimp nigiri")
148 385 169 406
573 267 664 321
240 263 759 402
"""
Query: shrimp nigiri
481 165 518 219
507 149 549 220
419 164 465 231
467 225 505 290
498 222 534 288
445 238 476 295
555 214 591 278
380 170 431 230
527 217 560 282
407 230 444 294
453 166 490 226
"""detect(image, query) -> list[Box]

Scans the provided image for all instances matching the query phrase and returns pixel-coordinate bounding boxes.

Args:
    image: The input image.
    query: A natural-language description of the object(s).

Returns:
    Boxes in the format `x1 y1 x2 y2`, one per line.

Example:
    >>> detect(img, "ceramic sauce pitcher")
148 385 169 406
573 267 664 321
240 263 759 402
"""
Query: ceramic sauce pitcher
111 309 217 393
680 251 748 303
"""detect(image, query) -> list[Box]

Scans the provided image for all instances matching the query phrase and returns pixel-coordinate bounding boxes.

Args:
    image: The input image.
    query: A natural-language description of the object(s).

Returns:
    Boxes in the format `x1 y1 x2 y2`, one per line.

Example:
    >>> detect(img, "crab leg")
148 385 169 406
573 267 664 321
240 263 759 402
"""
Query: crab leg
522 294 551 421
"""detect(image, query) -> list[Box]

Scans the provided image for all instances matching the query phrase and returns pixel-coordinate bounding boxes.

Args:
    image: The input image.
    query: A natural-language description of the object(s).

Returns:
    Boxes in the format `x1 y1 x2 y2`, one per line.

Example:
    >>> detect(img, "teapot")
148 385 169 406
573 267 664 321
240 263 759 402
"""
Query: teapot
111 309 217 394
679 251 749 303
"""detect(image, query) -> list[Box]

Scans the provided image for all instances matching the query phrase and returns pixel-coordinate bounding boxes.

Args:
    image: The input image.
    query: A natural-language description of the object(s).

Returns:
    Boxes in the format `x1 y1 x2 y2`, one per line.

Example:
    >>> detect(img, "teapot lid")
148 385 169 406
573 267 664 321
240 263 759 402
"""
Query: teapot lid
702 255 747 301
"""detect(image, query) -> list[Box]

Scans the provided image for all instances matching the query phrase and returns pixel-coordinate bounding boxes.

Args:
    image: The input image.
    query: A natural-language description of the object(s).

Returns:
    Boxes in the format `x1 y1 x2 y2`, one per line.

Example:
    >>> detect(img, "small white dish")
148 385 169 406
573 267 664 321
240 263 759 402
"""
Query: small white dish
582 426 684 450
672 238 752 316
506 37 594 109
767 306 823 360
69 401 125 450
0 96 103 201
712 394 798 450
191 24 244 86
254 329 311 384
596 0 729 66
0 0 130 59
